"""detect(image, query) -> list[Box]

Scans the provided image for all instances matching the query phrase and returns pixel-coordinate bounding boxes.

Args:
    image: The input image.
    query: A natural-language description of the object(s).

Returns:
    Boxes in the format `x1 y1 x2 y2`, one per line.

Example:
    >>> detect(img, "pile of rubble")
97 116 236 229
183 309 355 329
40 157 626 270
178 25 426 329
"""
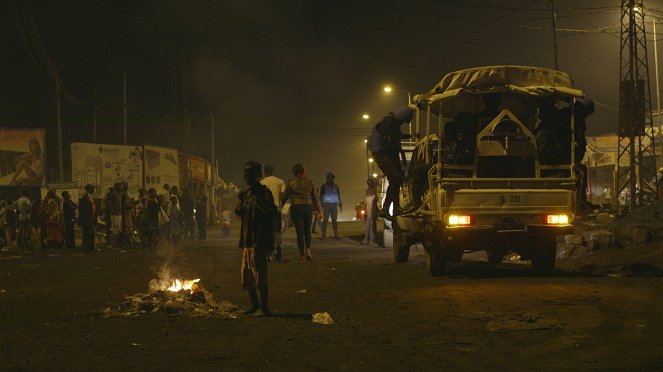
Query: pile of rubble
553 203 663 277
103 282 242 319
608 200 663 244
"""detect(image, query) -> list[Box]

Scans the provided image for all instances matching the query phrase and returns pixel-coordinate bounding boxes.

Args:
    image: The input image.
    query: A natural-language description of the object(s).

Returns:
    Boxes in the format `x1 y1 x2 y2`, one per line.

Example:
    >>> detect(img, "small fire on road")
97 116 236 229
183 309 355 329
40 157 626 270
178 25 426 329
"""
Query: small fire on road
165 278 200 293
103 276 241 319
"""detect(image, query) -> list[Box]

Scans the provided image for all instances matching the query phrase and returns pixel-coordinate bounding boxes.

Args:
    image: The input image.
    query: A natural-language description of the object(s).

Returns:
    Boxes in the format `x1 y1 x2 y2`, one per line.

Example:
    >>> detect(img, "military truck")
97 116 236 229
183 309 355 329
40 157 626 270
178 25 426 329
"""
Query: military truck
393 65 584 275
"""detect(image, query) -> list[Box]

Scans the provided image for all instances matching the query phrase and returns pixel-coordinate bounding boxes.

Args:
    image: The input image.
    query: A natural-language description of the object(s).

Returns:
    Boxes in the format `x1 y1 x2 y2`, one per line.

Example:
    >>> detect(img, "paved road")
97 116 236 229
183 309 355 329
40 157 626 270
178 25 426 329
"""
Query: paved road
1 222 662 371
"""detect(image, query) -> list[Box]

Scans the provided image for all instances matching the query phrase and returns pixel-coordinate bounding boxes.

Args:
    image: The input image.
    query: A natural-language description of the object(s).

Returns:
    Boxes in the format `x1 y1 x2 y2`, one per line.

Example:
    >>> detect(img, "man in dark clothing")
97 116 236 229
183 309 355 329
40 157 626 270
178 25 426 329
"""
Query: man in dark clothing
235 161 278 316
558 97 597 211
319 172 342 239
79 184 96 251
477 93 502 129
62 191 77 249
535 97 563 167
443 111 477 166
368 105 414 220
145 188 160 248
179 187 195 240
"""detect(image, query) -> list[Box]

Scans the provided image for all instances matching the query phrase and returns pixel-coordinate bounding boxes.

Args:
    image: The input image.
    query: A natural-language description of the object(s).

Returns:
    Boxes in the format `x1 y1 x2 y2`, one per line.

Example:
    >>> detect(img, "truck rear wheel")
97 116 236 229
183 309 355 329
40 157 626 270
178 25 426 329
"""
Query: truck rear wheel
487 250 504 266
425 239 446 276
392 222 410 262
531 237 556 275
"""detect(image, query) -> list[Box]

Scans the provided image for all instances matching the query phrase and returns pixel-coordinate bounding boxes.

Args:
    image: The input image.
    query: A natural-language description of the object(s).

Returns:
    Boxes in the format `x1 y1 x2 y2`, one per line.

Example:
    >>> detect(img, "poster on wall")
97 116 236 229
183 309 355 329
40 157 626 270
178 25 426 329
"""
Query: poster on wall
0 128 45 187
144 145 179 191
189 156 208 182
71 142 143 198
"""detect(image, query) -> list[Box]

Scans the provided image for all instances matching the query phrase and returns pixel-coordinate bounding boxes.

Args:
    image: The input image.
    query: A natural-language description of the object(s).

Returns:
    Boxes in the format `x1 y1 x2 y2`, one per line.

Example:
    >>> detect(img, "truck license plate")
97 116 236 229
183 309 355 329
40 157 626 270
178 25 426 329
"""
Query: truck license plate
500 194 521 204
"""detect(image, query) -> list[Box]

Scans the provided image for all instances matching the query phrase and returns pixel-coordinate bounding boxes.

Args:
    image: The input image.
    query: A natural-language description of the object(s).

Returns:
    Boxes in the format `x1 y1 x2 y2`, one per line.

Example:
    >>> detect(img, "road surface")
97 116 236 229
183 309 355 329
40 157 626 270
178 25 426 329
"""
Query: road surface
1 222 662 370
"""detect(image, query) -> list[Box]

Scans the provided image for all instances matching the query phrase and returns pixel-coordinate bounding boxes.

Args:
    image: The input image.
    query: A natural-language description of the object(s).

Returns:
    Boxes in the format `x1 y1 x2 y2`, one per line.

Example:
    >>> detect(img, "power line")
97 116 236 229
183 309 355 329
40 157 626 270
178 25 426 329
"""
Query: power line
10 0 90 107
442 0 543 46
431 0 619 12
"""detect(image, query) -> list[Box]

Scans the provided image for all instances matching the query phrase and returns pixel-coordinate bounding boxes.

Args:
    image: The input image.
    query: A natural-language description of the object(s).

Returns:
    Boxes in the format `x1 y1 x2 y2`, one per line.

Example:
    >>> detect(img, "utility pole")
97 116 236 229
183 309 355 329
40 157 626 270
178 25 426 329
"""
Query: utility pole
181 47 191 188
210 115 216 225
93 86 97 143
618 0 658 210
123 72 128 145
652 19 662 168
55 68 64 182
551 0 559 70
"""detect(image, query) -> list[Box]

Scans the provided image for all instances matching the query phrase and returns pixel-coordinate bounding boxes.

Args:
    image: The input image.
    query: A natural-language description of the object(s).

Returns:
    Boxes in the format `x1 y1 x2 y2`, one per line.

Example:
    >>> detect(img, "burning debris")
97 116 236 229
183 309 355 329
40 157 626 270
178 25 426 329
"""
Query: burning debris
103 278 242 319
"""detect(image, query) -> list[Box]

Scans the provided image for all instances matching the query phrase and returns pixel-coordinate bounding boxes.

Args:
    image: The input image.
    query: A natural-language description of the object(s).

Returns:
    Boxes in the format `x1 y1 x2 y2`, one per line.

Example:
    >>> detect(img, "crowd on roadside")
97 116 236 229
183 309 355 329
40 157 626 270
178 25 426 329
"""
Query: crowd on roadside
0 183 212 252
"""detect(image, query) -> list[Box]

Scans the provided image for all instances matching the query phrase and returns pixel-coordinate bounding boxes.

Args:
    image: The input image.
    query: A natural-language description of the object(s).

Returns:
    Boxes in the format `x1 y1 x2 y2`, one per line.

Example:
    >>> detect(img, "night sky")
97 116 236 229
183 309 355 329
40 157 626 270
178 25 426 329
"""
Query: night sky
1 0 659 217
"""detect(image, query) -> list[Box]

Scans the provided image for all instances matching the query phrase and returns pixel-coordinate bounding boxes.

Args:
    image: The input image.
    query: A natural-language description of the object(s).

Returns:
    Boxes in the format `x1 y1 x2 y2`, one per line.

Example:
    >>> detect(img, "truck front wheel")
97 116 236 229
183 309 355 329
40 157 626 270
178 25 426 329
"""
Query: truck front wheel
425 239 446 276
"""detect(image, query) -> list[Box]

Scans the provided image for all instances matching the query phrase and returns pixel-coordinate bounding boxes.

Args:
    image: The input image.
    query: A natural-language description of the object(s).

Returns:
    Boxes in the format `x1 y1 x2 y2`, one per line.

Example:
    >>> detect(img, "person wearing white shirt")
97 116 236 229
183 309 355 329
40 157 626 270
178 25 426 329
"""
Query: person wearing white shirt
260 165 286 261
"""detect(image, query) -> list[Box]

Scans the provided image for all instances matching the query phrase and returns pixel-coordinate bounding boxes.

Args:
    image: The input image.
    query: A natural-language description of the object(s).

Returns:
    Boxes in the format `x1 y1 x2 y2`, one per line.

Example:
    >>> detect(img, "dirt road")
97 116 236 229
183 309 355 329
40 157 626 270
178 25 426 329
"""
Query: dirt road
1 222 662 371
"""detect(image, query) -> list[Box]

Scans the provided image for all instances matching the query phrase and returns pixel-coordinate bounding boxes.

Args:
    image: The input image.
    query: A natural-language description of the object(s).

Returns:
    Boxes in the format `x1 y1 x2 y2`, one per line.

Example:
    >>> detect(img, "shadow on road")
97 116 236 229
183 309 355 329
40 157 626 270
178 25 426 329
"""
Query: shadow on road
437 260 605 279
269 313 312 320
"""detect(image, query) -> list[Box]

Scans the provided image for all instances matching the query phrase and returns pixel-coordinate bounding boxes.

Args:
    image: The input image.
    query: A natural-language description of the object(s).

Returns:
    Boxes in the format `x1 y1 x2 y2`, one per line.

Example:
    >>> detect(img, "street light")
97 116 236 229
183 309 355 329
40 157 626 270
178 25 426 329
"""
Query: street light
362 113 370 120
383 85 411 104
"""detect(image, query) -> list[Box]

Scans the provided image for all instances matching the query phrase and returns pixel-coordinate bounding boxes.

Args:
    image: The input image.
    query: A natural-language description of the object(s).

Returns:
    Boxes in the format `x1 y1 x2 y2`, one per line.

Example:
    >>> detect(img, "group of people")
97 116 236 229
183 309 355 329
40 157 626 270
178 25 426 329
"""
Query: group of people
0 182 211 252
0 189 78 251
100 183 209 249
254 164 344 264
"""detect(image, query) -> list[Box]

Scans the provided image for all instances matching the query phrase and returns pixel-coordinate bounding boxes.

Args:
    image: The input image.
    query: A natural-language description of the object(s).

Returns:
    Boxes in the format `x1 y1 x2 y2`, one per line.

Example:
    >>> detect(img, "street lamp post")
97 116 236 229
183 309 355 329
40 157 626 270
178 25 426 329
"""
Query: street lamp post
362 113 372 180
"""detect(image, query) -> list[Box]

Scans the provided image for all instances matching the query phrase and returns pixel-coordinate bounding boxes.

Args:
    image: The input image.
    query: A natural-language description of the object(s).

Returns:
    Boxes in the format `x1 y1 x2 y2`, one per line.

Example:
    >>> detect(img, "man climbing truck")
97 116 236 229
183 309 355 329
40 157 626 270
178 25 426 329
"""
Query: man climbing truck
392 65 589 276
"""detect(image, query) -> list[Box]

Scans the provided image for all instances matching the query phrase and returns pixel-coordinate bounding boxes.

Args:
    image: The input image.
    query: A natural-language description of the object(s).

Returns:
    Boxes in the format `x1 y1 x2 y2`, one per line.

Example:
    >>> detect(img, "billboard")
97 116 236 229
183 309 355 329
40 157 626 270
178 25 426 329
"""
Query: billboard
189 156 208 182
0 128 45 187
144 145 179 191
71 143 143 198
178 153 209 183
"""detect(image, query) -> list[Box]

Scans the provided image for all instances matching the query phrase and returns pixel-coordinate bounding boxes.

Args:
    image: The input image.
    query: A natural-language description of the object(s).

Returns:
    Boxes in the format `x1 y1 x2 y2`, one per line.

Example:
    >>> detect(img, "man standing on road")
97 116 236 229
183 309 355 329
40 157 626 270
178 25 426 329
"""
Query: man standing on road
260 164 286 261
236 161 277 316
78 184 96 251
320 172 342 239
368 105 414 220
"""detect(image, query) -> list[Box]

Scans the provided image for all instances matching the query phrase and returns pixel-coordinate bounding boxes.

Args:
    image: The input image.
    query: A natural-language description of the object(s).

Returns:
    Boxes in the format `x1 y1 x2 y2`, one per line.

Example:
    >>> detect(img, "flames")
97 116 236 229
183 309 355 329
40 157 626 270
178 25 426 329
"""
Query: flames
149 264 202 294
166 278 201 293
